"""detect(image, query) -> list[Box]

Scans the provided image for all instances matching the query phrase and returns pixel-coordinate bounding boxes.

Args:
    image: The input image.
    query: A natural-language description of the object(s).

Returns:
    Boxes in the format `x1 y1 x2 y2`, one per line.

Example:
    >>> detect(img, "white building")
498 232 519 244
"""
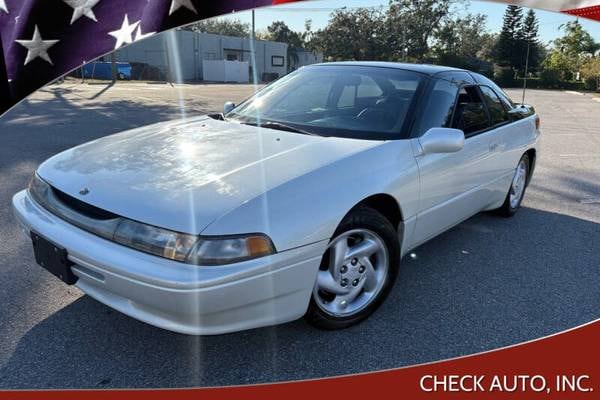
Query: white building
113 30 290 82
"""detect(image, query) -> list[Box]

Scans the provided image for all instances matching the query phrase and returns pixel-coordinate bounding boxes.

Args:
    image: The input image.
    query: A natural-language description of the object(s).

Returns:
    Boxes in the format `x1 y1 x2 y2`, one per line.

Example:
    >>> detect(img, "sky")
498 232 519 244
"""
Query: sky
221 0 600 45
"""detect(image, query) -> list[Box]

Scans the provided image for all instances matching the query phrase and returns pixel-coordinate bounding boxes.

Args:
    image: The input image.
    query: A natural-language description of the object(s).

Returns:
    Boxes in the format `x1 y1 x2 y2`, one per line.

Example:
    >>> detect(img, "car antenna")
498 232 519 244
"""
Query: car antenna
521 40 530 106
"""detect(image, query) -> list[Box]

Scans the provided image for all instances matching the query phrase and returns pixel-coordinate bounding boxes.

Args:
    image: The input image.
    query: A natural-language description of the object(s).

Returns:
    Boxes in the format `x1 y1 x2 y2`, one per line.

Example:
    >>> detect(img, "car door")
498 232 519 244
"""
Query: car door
409 81 497 248
477 85 520 203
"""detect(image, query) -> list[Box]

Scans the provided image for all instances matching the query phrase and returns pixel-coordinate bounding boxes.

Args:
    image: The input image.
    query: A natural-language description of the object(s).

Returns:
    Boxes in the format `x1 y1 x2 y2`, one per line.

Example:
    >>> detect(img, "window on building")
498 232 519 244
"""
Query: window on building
272 56 285 67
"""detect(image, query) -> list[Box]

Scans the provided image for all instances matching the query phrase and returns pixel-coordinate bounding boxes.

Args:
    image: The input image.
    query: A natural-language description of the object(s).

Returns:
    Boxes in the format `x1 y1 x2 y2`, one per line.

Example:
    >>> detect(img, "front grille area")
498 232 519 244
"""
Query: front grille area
29 175 123 241
51 187 119 220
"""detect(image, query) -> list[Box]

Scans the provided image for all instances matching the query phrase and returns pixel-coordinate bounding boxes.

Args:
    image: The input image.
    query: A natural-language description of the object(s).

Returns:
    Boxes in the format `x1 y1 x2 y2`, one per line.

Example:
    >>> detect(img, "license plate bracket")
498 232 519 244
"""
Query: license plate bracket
31 231 78 285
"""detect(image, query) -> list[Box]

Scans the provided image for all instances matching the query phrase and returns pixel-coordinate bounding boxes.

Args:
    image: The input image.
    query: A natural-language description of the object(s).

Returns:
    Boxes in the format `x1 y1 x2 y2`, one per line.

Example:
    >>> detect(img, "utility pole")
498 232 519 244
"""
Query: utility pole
252 9 255 41
522 40 530 105
251 9 256 84
111 52 117 84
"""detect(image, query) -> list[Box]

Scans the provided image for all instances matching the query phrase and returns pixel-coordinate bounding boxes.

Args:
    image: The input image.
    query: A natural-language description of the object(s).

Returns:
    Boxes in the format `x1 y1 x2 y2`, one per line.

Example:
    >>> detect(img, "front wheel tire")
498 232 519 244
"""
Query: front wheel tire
496 154 530 217
305 206 400 330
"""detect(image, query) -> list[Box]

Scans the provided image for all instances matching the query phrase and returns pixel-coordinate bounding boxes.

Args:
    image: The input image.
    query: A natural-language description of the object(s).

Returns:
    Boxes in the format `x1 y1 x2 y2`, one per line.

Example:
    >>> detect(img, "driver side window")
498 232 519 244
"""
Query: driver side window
452 86 490 136
415 78 459 135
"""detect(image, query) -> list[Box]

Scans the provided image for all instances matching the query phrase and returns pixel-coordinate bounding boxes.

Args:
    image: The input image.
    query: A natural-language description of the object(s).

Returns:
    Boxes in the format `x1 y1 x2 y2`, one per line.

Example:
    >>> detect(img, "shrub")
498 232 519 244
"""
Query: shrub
539 68 562 87
521 76 586 91
581 57 600 92
495 68 517 87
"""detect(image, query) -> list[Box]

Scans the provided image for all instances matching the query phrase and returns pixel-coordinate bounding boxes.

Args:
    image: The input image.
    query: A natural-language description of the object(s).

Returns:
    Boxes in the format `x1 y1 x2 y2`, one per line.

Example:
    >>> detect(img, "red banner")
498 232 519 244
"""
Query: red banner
1 320 598 399
564 4 600 21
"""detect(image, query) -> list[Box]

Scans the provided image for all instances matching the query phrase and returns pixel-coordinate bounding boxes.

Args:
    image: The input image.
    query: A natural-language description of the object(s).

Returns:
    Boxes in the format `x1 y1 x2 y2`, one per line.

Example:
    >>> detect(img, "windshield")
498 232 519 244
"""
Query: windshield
227 65 425 140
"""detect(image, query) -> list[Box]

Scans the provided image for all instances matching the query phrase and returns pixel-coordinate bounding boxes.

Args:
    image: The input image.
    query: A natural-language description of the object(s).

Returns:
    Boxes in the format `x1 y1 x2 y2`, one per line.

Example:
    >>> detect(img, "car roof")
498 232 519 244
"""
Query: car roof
310 61 468 76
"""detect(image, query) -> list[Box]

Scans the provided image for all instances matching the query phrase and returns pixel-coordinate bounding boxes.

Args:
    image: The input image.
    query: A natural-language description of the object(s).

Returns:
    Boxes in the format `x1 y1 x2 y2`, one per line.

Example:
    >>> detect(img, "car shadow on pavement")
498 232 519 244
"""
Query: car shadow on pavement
0 207 598 389
0 84 208 152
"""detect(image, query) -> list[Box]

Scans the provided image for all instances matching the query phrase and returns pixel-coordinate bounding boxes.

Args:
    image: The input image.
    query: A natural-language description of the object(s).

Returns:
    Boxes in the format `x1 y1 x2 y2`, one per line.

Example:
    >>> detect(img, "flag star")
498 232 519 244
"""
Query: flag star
63 0 101 24
169 0 197 15
108 14 140 49
15 25 59 66
0 0 8 13
134 26 155 42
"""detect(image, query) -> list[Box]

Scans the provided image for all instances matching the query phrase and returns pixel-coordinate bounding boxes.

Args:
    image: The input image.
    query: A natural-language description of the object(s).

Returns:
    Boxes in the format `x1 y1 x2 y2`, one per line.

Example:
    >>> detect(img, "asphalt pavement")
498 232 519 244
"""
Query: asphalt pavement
0 82 598 388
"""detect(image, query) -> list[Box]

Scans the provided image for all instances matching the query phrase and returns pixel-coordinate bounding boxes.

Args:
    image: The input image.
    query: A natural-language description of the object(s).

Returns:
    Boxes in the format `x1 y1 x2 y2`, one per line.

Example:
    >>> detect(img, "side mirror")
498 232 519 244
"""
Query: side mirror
223 101 236 114
508 104 534 120
419 127 465 155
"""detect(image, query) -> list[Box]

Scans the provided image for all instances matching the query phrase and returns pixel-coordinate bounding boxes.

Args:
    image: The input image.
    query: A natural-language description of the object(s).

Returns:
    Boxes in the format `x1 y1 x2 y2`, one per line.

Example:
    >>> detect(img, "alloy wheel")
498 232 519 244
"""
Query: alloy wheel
509 159 528 209
313 229 389 317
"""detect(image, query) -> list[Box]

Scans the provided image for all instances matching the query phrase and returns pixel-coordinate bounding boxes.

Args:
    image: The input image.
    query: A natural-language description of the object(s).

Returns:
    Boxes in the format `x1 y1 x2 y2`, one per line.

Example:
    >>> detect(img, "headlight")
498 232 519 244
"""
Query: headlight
188 235 275 265
113 219 198 262
28 173 51 207
28 173 276 265
114 223 275 264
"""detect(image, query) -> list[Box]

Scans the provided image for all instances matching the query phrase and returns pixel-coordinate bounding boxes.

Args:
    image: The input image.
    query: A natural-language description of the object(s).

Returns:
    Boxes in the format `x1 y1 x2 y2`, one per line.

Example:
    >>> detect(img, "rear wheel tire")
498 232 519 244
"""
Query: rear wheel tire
305 206 400 330
496 154 530 217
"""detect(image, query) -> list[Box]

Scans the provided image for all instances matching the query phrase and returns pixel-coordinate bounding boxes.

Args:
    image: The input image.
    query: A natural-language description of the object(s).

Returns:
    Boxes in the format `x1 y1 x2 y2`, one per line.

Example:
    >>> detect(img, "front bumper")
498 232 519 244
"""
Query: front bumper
12 190 327 335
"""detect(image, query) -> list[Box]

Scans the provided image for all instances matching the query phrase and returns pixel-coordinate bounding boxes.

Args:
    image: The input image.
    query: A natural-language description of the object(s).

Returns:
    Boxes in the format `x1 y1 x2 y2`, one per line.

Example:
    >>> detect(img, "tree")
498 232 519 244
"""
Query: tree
493 5 523 68
553 20 599 68
308 8 386 61
433 14 495 62
309 0 459 62
263 21 305 69
541 49 572 80
542 20 600 81
266 21 304 47
520 9 538 42
516 9 543 74
183 18 250 37
384 0 460 61
302 19 314 44
580 57 600 90
432 13 496 75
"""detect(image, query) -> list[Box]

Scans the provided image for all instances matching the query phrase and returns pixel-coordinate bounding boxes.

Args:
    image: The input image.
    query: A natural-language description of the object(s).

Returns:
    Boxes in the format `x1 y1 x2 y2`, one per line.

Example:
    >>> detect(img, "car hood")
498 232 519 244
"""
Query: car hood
38 116 381 234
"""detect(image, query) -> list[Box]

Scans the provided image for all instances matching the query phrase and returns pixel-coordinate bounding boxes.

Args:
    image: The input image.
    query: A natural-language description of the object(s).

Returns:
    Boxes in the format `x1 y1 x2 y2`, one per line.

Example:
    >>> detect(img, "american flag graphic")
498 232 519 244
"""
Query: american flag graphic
0 0 284 115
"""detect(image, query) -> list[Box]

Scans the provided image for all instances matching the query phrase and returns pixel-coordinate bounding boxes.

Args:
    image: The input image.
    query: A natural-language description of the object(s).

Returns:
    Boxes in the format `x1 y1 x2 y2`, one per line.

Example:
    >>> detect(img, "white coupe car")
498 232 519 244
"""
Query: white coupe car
13 62 540 334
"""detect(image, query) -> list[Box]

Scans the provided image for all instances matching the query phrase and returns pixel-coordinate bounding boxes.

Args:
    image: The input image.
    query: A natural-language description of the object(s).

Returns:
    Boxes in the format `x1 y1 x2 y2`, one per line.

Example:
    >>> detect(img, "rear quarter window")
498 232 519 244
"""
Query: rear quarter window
480 86 510 126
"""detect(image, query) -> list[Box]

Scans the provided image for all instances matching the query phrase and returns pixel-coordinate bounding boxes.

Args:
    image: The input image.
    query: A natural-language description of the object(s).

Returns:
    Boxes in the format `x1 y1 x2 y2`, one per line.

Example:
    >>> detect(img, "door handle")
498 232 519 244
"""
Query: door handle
489 143 499 152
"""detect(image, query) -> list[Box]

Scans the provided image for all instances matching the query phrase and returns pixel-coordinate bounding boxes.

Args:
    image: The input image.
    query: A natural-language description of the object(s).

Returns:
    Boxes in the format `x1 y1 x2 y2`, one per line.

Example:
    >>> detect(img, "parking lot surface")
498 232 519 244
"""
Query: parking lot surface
0 82 598 388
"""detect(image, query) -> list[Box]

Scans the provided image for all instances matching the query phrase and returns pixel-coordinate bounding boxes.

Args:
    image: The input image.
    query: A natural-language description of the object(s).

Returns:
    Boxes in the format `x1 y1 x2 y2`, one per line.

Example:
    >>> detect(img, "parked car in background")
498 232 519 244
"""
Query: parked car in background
13 62 540 334
79 62 132 80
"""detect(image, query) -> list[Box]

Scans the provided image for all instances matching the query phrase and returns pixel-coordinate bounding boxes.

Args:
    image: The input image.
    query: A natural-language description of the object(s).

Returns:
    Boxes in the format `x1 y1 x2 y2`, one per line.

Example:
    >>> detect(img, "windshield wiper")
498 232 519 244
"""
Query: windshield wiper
242 120 316 136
